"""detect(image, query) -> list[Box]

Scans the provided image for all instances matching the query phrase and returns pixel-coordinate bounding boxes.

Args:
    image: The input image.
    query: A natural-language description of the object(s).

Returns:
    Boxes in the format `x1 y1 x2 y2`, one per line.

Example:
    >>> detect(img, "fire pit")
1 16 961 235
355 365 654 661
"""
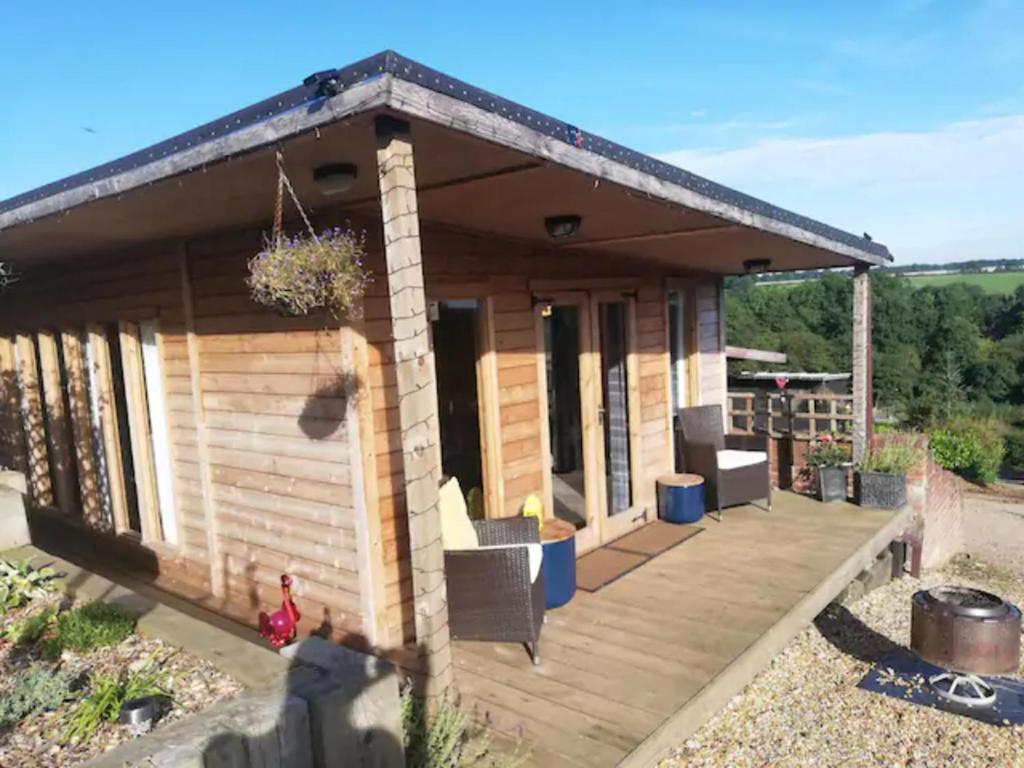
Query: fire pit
911 586 1022 707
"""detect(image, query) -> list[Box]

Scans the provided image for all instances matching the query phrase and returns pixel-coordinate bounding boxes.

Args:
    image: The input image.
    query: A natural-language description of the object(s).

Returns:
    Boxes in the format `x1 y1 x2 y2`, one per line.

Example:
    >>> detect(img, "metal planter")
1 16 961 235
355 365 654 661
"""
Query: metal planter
816 466 848 503
854 470 907 509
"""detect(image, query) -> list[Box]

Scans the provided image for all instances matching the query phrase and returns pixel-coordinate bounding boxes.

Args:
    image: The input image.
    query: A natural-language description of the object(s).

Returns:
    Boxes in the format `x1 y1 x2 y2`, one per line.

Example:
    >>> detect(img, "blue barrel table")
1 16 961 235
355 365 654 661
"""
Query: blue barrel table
540 518 577 609
657 473 705 524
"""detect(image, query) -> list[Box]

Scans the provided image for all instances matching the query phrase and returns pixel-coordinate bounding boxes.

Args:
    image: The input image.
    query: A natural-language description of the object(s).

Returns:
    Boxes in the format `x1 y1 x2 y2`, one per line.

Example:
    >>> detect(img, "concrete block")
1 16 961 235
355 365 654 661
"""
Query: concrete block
856 549 893 595
835 578 865 606
0 470 27 495
0 487 30 551
283 638 405 768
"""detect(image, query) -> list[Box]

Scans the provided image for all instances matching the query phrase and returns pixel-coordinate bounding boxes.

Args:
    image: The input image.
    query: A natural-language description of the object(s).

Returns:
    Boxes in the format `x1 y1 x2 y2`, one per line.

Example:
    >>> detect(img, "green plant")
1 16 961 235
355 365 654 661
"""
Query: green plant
247 226 369 318
46 601 135 656
0 665 72 728
805 434 850 468
0 560 59 614
402 692 525 768
64 661 170 743
860 435 925 475
1004 428 1024 469
3 605 57 647
929 419 1004 484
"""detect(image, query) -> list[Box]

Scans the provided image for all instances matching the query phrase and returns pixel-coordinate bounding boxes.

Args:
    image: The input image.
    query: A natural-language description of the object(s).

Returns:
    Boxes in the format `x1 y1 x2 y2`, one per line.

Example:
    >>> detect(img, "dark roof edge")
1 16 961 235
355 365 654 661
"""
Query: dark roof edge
0 49 892 264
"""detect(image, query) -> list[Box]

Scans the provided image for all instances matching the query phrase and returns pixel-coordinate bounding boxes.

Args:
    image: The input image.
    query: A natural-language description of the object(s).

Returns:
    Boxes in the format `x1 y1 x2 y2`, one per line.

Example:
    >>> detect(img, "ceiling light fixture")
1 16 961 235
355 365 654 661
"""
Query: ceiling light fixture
313 163 358 195
743 258 772 275
544 215 582 239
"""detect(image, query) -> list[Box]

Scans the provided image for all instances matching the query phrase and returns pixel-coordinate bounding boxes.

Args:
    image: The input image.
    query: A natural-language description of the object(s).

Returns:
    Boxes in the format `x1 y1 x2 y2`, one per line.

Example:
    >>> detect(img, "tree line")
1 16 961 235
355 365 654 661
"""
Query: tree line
725 273 1024 430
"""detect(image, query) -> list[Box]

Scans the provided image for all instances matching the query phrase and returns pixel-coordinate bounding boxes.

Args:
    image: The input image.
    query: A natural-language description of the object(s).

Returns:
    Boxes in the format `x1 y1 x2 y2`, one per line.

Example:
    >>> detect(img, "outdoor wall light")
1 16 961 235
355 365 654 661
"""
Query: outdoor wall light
313 163 358 195
544 215 582 239
743 258 772 274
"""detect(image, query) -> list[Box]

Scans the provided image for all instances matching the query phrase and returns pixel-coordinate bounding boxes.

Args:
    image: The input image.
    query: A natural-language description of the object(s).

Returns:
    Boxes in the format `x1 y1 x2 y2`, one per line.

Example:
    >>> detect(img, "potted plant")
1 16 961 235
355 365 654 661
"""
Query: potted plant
805 434 849 502
854 435 924 509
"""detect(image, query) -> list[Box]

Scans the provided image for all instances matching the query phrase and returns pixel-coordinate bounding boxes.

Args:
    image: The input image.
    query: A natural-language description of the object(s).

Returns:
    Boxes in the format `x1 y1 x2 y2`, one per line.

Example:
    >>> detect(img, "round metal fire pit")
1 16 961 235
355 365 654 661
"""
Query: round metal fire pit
911 586 1021 676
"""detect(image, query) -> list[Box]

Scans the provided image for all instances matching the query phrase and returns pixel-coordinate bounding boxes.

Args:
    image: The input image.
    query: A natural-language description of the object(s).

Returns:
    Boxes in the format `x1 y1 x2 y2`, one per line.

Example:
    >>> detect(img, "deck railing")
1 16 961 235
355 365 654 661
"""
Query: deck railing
727 391 854 441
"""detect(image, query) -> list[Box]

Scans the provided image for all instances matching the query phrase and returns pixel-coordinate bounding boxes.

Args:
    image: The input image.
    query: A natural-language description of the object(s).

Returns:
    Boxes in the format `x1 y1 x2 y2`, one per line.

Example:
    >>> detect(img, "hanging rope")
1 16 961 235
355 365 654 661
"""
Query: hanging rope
272 151 320 246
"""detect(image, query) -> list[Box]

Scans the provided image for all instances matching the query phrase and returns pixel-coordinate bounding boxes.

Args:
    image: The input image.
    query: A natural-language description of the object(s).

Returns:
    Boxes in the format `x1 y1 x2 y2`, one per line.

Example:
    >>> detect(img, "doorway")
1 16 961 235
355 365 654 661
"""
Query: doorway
431 300 485 516
538 290 645 552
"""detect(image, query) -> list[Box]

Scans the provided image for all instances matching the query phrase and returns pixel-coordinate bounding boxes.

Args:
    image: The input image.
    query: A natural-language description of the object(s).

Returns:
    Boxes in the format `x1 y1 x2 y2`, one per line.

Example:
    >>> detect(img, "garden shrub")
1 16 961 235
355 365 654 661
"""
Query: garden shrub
929 419 1004 484
0 665 72 727
402 690 526 768
65 661 170 743
1004 428 1024 469
47 601 135 655
0 560 59 614
861 434 925 475
4 605 56 647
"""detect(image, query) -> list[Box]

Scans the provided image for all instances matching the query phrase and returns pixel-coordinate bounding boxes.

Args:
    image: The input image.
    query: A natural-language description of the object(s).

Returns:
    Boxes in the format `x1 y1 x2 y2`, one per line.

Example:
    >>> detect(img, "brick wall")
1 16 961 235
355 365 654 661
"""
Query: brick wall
910 446 964 568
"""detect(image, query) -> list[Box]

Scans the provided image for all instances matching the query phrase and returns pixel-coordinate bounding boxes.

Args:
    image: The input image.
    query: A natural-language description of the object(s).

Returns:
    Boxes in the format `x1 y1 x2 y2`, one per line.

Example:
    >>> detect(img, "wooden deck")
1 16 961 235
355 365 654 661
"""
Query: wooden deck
453 491 912 767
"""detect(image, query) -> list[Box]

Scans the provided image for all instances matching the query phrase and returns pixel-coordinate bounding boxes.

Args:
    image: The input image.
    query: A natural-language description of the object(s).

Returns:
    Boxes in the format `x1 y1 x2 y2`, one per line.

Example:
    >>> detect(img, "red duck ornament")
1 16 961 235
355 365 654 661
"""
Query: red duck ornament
259 574 300 648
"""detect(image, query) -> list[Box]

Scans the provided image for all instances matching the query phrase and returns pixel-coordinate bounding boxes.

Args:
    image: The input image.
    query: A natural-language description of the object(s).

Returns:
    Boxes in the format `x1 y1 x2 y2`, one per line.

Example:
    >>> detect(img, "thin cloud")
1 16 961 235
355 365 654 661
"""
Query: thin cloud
658 115 1024 264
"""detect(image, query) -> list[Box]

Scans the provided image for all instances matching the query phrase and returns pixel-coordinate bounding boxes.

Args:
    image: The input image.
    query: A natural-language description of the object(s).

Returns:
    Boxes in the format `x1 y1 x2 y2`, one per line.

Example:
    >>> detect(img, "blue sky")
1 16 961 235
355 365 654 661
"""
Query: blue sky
2 1 1022 264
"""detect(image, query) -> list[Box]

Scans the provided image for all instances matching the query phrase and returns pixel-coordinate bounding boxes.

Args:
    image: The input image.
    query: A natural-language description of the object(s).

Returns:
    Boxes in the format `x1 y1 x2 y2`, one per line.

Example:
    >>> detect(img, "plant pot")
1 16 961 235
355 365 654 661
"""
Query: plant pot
816 466 847 503
854 471 907 509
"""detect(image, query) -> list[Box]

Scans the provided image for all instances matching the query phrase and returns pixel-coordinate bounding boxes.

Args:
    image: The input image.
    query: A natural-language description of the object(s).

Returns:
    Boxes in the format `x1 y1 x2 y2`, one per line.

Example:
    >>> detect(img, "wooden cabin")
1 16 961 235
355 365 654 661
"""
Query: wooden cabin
0 51 888 699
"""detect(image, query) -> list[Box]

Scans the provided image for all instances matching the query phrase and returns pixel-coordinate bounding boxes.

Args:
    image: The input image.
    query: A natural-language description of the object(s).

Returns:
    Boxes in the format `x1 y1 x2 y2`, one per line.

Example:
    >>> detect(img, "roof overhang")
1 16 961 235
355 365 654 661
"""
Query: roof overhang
0 51 892 271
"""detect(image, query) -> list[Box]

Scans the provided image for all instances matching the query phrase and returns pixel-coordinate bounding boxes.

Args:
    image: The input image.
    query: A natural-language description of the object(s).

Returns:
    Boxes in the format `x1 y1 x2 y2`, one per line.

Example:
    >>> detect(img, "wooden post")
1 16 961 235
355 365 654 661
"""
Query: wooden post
852 265 873 464
375 115 452 701
15 334 53 508
37 331 78 516
0 336 28 476
179 246 224 596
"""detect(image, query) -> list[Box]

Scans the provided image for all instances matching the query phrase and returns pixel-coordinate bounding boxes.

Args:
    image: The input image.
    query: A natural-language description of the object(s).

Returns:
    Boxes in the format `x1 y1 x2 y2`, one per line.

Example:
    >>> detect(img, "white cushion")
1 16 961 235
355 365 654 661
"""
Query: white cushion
477 543 544 584
717 449 768 471
439 477 479 550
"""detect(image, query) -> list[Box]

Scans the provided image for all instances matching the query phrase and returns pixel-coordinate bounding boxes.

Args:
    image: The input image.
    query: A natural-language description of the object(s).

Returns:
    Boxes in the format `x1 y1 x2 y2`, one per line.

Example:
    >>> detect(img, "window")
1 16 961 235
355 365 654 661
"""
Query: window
668 290 688 414
8 322 176 545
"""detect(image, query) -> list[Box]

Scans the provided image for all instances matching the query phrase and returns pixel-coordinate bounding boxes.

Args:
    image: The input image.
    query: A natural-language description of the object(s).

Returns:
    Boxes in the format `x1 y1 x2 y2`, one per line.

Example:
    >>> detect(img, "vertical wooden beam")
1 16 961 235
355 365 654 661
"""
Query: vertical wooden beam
118 322 161 542
61 330 104 527
37 331 78 515
179 247 222 590
14 334 53 508
346 322 388 647
852 265 873 464
0 335 28 477
375 115 452 700
87 325 129 533
475 297 504 519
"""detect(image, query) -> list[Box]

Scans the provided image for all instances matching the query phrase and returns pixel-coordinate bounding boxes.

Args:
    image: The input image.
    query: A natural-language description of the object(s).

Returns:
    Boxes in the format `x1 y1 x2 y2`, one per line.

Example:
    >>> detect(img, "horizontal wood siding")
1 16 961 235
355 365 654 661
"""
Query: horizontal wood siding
187 238 364 640
0 235 365 645
696 280 726 410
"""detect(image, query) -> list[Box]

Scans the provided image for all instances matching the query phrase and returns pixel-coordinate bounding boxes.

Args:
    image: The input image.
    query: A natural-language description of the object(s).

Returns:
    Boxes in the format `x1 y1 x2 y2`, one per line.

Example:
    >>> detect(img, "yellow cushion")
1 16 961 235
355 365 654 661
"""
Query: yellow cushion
439 477 479 550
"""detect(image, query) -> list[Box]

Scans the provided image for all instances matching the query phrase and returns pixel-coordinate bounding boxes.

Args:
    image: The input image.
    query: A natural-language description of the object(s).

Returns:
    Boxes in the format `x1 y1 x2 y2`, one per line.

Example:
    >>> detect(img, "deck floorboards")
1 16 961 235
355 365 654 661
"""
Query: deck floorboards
452 491 911 767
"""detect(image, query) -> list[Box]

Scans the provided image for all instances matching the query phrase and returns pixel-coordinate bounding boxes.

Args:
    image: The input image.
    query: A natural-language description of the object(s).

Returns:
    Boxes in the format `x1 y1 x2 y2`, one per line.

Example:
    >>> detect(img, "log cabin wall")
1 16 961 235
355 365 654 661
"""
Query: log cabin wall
0 234 366 645
363 223 728 646
0 220 728 653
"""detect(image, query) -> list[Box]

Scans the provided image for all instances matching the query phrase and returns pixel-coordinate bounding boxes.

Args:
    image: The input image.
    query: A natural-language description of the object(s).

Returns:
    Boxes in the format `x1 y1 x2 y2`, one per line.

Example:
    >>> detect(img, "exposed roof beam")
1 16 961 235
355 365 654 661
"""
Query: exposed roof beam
560 224 739 249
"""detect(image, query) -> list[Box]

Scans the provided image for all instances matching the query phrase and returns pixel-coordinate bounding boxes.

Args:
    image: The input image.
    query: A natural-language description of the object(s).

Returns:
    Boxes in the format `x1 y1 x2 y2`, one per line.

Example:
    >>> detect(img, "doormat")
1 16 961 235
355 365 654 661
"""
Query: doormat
610 520 703 556
858 649 1024 726
576 522 703 592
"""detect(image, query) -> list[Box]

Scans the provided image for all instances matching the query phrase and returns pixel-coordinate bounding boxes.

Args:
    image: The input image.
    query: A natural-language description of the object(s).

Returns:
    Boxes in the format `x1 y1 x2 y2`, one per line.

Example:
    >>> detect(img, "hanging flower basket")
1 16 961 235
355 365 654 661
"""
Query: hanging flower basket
248 227 368 318
246 153 369 319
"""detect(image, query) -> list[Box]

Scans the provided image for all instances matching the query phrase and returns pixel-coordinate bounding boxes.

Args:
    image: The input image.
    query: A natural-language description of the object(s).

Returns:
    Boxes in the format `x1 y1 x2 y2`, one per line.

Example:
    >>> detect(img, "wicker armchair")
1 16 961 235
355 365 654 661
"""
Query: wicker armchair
444 518 545 664
676 404 772 521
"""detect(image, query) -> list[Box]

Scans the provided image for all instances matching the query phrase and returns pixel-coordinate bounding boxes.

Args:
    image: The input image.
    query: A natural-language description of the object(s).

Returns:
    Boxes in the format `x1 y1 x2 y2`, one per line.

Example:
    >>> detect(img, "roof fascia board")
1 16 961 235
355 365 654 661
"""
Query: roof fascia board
385 77 888 267
0 77 390 231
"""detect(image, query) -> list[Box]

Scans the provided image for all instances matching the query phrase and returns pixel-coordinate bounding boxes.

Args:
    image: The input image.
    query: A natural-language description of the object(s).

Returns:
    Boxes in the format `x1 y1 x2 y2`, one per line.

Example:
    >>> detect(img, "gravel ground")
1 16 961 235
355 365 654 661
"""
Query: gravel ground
0 597 243 768
662 554 1024 768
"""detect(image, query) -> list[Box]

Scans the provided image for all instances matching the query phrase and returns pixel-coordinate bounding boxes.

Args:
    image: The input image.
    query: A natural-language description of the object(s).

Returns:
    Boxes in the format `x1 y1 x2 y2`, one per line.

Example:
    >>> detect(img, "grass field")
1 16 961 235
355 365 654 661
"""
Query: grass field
904 271 1024 293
